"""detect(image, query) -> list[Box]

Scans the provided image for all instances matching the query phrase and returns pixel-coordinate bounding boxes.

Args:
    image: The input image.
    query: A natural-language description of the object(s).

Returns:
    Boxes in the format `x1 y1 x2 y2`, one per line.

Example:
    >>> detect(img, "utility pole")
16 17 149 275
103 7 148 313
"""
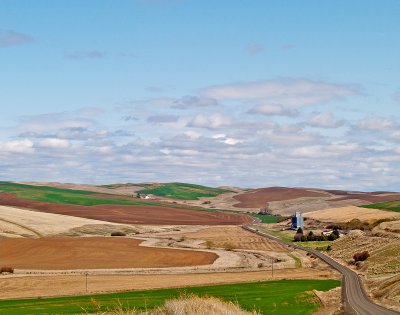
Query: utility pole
85 272 88 293
271 259 274 278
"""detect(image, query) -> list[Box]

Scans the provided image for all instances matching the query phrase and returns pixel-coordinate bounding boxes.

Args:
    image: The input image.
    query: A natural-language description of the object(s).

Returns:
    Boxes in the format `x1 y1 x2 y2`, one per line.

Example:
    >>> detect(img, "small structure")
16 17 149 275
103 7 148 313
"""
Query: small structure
291 211 304 229
258 207 273 216
136 193 151 199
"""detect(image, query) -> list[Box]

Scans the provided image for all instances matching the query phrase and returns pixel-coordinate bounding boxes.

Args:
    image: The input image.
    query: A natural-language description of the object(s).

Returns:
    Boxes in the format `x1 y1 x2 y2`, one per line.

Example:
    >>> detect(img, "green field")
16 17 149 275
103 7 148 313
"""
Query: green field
0 182 255 219
0 280 340 315
138 182 231 200
249 214 280 223
362 200 400 213
257 226 295 243
0 182 226 210
0 182 160 207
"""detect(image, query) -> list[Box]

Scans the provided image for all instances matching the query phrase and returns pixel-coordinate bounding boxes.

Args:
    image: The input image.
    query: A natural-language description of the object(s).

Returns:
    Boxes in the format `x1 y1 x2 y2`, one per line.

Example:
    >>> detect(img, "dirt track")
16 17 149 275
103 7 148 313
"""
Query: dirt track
0 237 217 269
0 268 339 299
0 193 251 225
233 187 328 208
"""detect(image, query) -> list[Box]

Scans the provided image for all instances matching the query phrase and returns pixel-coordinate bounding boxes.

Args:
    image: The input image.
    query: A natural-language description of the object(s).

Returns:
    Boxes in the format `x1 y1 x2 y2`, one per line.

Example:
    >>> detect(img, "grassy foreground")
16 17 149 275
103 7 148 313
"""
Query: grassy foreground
362 200 400 213
0 280 340 315
138 182 231 200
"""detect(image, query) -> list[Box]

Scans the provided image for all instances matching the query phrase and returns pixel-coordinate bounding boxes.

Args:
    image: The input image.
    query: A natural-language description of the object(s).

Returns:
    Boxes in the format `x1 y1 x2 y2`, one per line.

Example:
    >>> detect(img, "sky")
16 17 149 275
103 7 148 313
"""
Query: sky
0 0 399 190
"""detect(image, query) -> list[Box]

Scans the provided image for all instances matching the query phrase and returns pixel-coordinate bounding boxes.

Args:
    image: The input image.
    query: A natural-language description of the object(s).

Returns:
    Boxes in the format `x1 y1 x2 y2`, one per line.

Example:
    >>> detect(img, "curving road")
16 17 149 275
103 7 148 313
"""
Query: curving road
242 224 400 315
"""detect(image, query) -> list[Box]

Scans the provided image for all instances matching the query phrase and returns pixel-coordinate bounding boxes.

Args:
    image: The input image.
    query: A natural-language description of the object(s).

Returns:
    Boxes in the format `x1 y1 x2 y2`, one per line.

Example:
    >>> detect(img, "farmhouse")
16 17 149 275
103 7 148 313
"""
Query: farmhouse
291 211 304 229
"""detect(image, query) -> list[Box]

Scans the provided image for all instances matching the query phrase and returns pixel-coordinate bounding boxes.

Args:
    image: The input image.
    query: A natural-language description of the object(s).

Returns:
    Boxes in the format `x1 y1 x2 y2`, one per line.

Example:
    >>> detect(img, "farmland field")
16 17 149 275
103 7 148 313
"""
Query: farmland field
0 237 217 269
303 205 400 223
0 182 163 207
362 200 400 213
0 280 340 315
180 226 289 252
250 213 280 223
138 182 231 200
0 183 252 225
233 187 328 208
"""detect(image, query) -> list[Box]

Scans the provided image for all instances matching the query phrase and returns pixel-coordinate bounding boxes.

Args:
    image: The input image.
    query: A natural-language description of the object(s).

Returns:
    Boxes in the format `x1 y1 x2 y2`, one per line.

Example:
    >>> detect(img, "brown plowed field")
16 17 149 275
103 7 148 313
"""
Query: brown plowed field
0 237 217 269
329 193 400 203
233 187 328 208
180 226 289 252
0 193 251 225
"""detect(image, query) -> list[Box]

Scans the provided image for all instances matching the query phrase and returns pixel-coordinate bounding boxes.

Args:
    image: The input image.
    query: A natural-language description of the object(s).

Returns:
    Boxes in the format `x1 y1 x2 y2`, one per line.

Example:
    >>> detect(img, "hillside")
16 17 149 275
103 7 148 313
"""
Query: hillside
362 200 400 213
137 182 232 200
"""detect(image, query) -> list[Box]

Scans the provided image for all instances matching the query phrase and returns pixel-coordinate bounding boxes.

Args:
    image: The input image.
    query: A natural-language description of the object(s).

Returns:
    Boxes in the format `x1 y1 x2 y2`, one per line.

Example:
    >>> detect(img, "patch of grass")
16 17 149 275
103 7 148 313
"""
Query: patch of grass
249 214 280 223
362 200 400 213
0 280 340 315
257 226 295 243
299 241 333 251
288 253 302 268
138 182 231 200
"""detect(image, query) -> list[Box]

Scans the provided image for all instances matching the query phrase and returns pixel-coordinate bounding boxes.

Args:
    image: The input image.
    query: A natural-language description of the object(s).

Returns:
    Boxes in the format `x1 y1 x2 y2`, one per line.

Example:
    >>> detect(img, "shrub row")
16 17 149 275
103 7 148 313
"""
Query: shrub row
353 251 370 262
293 229 339 242
0 266 14 273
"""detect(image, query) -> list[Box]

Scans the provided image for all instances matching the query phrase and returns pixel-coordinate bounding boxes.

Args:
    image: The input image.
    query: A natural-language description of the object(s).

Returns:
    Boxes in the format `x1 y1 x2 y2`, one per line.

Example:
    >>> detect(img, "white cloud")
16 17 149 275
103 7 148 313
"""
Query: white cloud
223 137 242 145
18 114 93 133
37 138 71 149
147 115 180 123
172 95 218 109
357 117 396 131
257 124 320 145
184 130 202 140
211 133 242 145
327 142 361 154
187 114 232 129
212 134 226 139
248 104 299 117
308 112 344 128
391 130 400 141
203 79 358 107
291 146 324 158
0 139 34 153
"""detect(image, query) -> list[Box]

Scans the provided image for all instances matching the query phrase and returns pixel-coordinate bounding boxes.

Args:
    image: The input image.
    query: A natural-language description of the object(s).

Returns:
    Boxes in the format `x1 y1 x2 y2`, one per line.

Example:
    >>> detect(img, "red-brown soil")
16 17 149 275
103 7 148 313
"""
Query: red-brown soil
329 193 400 203
0 193 251 225
0 237 217 269
233 187 329 208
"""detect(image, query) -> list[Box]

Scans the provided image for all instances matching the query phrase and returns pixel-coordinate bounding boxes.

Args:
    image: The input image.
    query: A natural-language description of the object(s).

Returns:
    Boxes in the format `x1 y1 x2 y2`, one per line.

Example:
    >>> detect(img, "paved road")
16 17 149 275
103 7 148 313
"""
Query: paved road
242 225 400 315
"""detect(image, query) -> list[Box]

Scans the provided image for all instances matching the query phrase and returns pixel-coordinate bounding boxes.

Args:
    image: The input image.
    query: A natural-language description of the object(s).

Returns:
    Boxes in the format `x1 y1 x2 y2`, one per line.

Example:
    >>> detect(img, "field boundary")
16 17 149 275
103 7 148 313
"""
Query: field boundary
0 218 42 238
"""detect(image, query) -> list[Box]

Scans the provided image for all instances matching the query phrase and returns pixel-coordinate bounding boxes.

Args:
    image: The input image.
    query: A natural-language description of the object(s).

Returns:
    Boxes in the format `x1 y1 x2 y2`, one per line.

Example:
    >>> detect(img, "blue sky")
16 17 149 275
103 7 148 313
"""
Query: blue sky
0 0 399 190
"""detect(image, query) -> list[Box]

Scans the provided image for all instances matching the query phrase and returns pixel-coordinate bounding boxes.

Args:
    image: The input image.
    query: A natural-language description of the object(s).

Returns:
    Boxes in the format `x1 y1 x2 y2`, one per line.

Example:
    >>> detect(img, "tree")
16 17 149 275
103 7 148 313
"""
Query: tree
296 227 303 234
293 233 302 242
327 233 335 241
353 251 370 262
306 231 315 241
332 229 340 238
